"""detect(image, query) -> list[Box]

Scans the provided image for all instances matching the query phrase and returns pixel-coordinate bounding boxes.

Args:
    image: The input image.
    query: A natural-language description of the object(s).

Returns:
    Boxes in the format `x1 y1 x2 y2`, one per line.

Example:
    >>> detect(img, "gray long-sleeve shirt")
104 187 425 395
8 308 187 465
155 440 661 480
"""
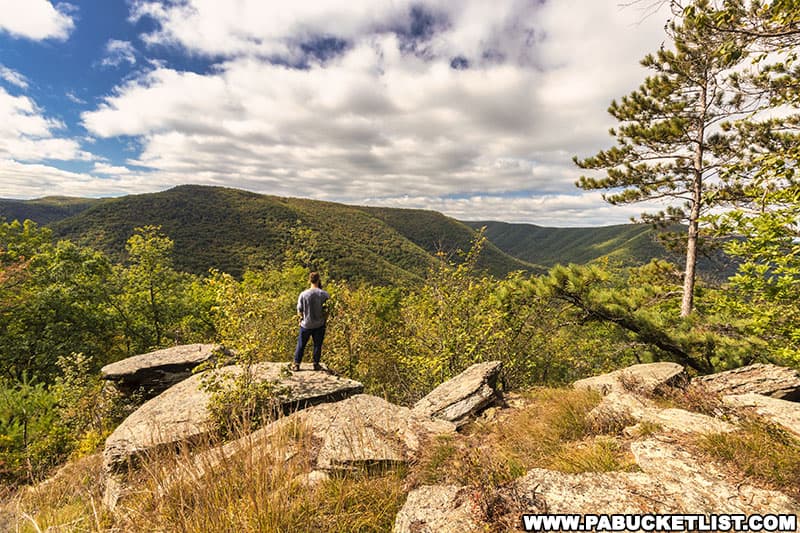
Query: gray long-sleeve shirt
297 287 330 329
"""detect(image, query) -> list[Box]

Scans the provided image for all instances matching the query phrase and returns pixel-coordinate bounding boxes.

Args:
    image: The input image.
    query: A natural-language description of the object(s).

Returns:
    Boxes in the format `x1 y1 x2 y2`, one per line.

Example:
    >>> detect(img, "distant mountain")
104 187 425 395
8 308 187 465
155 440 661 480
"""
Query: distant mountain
0 197 100 225
464 220 737 280
463 220 668 267
2 185 531 283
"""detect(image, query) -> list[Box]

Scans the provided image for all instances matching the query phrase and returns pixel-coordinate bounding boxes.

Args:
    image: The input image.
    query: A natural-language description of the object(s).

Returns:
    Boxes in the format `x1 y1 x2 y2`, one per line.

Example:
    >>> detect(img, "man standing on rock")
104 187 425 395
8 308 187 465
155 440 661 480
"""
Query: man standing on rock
292 272 330 371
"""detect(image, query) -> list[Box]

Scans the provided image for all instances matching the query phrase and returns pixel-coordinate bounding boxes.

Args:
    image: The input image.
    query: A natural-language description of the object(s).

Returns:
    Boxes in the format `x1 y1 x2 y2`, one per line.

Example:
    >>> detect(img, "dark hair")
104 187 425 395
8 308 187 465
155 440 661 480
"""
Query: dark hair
309 272 321 286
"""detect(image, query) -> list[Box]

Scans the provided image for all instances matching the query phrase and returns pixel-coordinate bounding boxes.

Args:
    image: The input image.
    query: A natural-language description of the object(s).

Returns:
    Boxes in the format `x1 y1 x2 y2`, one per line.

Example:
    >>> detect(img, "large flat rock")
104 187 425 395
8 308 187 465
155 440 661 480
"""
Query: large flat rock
723 393 800 438
577 363 733 436
204 394 455 473
156 394 456 499
103 362 364 474
573 362 687 396
513 439 798 519
638 408 736 435
630 439 798 513
412 361 502 428
101 343 221 397
698 364 800 402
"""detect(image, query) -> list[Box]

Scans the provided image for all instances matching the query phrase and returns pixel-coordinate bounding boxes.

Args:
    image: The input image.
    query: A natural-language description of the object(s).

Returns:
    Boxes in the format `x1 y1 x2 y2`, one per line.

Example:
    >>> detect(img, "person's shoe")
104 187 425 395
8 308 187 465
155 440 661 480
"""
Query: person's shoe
313 363 323 371
291 363 300 371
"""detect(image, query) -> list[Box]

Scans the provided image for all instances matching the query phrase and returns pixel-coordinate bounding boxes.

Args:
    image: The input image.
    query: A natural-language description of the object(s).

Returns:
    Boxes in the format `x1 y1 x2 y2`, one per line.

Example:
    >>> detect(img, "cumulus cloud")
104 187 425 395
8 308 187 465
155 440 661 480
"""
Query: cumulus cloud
129 0 546 68
0 0 75 41
0 65 29 90
0 86 90 161
0 159 151 198
92 162 132 175
362 192 671 227
100 39 137 68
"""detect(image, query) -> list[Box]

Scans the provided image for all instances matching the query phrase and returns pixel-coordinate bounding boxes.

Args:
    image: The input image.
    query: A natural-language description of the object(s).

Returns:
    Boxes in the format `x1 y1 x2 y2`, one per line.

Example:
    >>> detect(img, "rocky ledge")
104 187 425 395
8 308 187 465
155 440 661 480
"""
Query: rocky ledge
101 343 223 398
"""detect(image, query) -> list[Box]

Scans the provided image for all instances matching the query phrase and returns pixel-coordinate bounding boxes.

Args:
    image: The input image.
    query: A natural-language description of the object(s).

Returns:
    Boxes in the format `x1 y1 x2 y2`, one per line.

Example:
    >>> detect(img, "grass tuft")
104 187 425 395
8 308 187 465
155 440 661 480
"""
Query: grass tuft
548 436 639 473
695 418 800 497
414 387 603 489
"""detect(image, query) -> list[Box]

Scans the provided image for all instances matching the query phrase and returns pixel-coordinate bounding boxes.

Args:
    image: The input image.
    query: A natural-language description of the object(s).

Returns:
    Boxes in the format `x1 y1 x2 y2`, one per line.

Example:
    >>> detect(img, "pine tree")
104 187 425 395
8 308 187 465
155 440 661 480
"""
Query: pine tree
574 2 748 317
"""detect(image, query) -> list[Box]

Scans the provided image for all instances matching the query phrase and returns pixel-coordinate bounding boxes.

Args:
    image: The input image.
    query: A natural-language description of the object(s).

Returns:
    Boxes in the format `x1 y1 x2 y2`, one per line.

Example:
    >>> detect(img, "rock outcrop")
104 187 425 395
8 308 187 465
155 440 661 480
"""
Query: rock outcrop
101 344 222 398
573 362 687 395
412 361 502 428
185 394 455 480
723 393 800 438
698 363 800 402
575 363 732 436
512 438 798 516
393 485 485 533
636 407 735 435
103 362 364 475
395 434 799 532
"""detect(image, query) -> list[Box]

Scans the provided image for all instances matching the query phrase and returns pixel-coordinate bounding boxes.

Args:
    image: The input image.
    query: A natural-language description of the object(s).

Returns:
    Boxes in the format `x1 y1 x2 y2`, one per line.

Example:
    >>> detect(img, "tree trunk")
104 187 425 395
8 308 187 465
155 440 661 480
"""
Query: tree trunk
681 80 707 317
681 194 700 317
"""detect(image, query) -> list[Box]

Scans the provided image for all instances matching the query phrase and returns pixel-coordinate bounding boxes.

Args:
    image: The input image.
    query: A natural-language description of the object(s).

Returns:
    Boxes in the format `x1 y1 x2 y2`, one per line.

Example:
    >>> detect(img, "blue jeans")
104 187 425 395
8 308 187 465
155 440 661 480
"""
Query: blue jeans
294 326 326 365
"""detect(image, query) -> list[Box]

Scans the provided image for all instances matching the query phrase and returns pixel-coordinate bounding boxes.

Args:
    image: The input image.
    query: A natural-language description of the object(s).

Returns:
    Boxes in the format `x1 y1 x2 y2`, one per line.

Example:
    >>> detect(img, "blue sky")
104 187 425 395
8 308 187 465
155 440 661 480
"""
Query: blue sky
0 0 671 225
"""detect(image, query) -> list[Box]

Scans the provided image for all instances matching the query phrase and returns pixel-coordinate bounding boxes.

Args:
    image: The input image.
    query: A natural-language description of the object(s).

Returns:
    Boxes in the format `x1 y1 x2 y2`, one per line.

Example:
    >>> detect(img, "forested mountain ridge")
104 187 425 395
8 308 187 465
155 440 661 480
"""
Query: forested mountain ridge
1 185 732 282
466 220 737 280
1 185 532 283
0 197 101 226
465 220 664 267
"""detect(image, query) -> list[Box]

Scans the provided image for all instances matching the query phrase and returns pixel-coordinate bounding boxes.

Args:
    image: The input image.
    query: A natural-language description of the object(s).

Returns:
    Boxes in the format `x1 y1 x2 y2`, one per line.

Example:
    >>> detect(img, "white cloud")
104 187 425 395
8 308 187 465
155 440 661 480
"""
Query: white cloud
0 86 90 162
92 162 132 175
100 39 137 68
362 192 671 227
0 0 75 41
0 159 149 198
0 65 29 90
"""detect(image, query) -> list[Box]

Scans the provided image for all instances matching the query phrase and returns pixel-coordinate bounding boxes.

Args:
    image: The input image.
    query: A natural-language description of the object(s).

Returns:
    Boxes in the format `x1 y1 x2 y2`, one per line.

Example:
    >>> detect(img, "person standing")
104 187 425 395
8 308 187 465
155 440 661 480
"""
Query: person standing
292 272 330 371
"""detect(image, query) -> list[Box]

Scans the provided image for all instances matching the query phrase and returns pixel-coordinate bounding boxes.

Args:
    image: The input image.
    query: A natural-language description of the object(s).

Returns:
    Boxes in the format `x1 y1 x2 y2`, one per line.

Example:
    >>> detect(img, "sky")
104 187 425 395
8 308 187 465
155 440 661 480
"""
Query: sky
0 0 673 226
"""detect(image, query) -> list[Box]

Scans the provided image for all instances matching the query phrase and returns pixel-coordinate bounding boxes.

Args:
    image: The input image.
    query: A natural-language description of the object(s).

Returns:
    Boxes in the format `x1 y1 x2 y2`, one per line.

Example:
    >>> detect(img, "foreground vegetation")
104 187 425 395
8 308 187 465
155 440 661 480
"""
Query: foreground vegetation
5 383 799 532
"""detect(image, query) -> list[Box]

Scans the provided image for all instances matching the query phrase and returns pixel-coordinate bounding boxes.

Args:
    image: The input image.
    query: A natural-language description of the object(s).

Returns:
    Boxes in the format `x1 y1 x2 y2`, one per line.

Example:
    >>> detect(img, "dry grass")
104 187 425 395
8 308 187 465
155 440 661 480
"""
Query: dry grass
548 436 638 474
6 386 605 532
413 387 612 489
2 453 108 532
650 382 726 417
117 417 406 533
694 417 800 498
5 415 406 533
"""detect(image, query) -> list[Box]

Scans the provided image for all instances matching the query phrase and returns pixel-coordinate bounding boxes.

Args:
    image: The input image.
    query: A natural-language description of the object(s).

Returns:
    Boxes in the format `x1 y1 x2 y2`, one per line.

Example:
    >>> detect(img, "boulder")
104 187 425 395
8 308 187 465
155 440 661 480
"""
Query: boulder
393 485 486 533
576 363 732 436
637 408 736 435
723 393 800 438
197 394 456 475
630 439 799 513
155 394 456 501
101 343 222 398
573 362 687 396
698 364 800 402
586 390 651 429
514 468 668 515
512 439 798 518
103 362 364 475
413 361 502 428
